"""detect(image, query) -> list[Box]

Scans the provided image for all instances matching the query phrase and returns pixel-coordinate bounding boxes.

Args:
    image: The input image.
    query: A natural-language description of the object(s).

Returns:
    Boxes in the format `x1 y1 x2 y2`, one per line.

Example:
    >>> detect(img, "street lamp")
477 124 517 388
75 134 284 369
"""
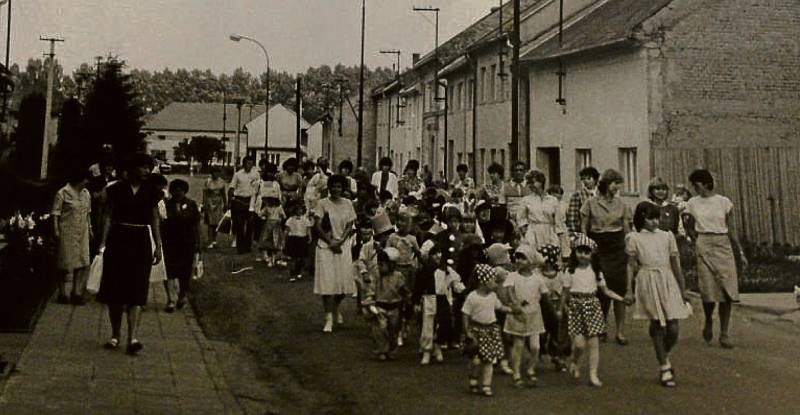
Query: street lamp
357 0 366 168
229 33 270 162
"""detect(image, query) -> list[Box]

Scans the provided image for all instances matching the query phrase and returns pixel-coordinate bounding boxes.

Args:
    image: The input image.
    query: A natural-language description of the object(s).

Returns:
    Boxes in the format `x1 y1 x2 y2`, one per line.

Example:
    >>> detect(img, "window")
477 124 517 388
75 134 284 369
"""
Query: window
448 85 454 112
151 150 167 161
458 152 463 164
378 146 383 159
499 77 506 101
575 148 592 189
490 65 497 101
158 135 166 141
467 79 475 109
500 149 505 169
619 148 638 194
480 149 486 184
468 152 474 174
490 148 497 163
457 82 464 111
480 67 487 102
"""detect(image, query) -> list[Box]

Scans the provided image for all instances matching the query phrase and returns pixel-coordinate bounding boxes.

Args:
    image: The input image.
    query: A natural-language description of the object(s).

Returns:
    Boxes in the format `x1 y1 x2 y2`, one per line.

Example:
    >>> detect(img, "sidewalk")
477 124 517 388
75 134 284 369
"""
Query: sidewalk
737 292 800 323
0 284 243 414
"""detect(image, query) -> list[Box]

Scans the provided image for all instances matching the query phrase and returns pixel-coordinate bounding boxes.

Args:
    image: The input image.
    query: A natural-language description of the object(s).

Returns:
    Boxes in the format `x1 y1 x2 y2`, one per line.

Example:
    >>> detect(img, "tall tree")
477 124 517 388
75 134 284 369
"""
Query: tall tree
12 93 46 179
188 135 224 169
51 98 87 179
82 57 146 164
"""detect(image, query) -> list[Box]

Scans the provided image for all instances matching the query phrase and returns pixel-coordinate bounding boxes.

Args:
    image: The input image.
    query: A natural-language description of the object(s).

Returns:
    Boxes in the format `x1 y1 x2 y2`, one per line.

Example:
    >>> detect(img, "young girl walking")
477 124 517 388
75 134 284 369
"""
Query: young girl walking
562 234 627 387
284 202 313 282
537 244 570 372
627 202 689 387
502 245 550 388
462 264 519 397
258 195 286 267
364 247 411 361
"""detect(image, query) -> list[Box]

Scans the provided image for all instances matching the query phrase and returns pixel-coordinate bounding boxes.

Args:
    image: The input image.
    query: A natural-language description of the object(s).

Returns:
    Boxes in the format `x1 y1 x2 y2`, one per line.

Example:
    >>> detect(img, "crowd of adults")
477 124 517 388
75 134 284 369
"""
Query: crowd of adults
48 151 746 355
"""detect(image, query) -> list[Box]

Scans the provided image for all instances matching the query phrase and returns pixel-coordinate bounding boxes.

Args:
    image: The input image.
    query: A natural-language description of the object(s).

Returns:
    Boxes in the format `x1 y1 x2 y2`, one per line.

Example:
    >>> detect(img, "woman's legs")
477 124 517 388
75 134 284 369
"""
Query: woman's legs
322 295 334 332
163 279 178 308
58 270 71 301
72 267 88 298
177 274 191 306
333 294 345 323
702 302 716 343
108 304 123 340
207 225 217 247
649 321 668 366
718 301 734 347
127 306 141 342
664 320 680 357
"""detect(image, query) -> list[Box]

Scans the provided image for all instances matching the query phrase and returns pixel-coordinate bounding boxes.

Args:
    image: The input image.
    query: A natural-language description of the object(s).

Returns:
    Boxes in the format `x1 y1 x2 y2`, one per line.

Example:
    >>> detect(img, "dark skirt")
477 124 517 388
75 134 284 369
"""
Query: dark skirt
589 231 628 296
97 224 153 306
163 244 194 281
284 235 308 258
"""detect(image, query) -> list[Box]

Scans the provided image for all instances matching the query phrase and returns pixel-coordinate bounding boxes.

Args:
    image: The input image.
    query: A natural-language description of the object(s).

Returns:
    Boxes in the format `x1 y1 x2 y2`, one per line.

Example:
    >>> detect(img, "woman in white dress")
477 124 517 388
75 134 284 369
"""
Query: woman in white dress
314 174 357 333
519 170 567 254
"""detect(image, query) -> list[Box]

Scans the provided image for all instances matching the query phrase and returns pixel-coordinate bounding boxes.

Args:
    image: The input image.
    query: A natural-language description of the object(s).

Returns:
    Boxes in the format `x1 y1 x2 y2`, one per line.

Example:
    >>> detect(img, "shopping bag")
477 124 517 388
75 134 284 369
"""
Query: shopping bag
87 253 103 294
148 226 167 282
216 210 232 234
192 253 204 280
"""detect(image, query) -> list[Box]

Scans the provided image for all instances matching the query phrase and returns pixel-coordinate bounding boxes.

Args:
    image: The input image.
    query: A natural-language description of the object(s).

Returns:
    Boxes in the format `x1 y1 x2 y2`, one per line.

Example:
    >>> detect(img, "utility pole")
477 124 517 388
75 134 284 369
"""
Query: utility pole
380 50 401 78
39 35 64 180
295 76 302 161
510 0 520 163
222 90 227 166
357 0 366 167
233 98 244 169
379 49 401 164
1 0 11 124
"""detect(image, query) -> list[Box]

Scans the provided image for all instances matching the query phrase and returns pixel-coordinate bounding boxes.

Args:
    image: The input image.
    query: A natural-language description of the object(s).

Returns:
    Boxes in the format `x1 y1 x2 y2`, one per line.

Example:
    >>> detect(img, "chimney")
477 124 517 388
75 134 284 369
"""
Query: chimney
412 53 421 65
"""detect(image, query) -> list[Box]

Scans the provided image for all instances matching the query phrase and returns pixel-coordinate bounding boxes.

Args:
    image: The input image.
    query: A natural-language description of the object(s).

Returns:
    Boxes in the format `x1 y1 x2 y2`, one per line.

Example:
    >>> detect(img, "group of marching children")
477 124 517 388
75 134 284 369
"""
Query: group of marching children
352 166 690 398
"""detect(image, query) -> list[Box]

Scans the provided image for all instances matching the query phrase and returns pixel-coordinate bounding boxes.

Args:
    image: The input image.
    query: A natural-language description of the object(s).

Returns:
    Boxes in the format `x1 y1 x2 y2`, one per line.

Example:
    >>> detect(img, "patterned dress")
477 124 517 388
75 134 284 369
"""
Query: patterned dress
52 184 92 271
203 178 227 225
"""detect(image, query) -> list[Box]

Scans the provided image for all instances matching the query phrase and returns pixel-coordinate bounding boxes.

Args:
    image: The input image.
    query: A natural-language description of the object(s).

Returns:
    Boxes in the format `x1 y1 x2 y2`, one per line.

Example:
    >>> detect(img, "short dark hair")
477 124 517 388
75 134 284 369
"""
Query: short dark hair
547 184 564 196
327 174 348 190
379 157 393 168
579 166 600 181
302 160 316 171
242 156 254 164
66 167 91 185
598 169 624 195
443 206 462 221
169 179 189 194
633 201 661 231
526 169 546 187
282 157 298 171
404 159 420 172
123 153 153 173
688 169 714 191
338 159 354 172
512 160 528 171
456 163 469 173
487 162 504 178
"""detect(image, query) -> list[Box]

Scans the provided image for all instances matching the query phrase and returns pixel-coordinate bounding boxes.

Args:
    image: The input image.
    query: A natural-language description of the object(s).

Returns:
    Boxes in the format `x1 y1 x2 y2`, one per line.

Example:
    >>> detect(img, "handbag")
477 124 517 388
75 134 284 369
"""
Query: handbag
216 210 232 234
87 253 103 294
192 253 204 280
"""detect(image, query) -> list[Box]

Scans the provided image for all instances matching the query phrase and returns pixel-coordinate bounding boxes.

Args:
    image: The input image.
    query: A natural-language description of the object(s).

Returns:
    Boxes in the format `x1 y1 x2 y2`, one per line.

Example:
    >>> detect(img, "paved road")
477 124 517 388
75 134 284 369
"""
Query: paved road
192 246 800 415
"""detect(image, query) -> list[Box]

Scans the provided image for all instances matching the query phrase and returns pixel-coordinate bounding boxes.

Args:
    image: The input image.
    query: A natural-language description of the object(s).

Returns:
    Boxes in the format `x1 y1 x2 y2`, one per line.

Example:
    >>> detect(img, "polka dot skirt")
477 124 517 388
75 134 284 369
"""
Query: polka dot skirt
470 323 504 363
567 294 607 338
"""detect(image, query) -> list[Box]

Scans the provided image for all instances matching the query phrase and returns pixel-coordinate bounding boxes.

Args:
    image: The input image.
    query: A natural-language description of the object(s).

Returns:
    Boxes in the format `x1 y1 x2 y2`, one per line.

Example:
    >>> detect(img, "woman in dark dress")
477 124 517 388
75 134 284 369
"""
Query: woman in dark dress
161 179 201 312
646 177 680 234
97 154 163 355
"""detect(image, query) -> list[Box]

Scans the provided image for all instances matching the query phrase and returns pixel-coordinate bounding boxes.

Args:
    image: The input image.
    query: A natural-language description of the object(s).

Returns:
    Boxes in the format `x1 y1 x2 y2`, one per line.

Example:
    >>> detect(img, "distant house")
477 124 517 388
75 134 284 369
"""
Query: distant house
243 104 314 166
142 102 265 165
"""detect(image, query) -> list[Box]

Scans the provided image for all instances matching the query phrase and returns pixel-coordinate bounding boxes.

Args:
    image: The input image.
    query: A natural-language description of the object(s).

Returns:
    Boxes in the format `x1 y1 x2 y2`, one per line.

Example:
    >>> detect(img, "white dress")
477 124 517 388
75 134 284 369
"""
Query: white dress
313 197 357 295
627 229 689 326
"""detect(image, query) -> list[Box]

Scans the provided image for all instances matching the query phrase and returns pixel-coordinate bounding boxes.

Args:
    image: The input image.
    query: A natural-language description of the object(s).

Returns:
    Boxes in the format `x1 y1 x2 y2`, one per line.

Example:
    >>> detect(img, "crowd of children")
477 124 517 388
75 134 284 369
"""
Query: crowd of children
230 156 694 397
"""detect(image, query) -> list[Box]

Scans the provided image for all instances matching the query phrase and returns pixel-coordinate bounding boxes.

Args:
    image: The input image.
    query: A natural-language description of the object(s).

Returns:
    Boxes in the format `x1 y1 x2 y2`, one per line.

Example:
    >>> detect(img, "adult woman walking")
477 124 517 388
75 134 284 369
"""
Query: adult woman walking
314 174 357 333
202 167 227 249
478 162 507 205
277 158 304 205
580 169 632 345
52 168 93 305
161 179 201 312
97 154 162 354
684 169 746 349
519 169 567 253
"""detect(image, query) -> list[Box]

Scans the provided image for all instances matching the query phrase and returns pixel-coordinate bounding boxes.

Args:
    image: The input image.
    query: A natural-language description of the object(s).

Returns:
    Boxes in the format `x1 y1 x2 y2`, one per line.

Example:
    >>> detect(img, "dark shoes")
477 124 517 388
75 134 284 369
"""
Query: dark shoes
165 302 175 313
126 339 144 355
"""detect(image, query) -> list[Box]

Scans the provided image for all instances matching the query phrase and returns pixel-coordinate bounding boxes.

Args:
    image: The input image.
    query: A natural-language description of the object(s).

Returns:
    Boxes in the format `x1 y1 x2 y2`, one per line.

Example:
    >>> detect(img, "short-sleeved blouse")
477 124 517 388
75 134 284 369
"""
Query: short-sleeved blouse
563 267 606 294
461 291 503 324
106 181 161 225
277 171 304 192
580 196 632 234
625 229 678 267
685 194 732 234
314 197 356 248
520 193 566 232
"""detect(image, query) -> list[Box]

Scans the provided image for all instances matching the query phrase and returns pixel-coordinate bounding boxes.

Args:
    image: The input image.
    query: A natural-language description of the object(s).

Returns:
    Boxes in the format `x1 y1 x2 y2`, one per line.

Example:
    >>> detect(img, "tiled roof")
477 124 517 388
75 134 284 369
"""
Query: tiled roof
522 0 674 62
143 102 266 133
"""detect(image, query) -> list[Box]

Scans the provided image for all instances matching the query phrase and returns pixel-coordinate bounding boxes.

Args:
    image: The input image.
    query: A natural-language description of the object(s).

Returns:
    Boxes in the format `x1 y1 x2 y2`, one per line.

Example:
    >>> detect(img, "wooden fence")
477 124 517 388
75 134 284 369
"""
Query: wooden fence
652 147 800 246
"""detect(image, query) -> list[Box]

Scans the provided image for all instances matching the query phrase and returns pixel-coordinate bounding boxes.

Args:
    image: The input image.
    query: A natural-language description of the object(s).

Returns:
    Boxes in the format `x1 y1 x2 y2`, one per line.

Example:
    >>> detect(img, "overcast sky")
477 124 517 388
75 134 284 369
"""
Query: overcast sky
6 0 498 75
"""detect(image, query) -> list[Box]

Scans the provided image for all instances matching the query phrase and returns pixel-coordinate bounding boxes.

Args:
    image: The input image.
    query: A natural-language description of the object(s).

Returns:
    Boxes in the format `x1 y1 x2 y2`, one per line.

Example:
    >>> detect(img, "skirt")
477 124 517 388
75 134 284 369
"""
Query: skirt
503 310 546 337
633 266 689 326
163 244 194 281
567 293 606 338
523 223 560 252
470 322 505 363
97 224 153 306
284 235 308 258
314 241 356 295
589 231 628 296
695 234 740 302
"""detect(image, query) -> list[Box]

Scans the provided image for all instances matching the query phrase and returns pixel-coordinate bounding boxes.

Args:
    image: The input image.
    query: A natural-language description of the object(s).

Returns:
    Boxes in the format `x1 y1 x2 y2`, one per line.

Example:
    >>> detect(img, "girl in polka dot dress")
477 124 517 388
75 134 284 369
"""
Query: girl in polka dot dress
561 234 626 387
462 264 520 397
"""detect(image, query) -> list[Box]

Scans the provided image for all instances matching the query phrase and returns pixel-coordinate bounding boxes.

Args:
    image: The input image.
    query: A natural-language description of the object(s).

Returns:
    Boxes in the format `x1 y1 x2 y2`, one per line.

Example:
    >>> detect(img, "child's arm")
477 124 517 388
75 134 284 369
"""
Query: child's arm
625 254 637 305
462 314 472 340
670 255 687 302
601 285 625 302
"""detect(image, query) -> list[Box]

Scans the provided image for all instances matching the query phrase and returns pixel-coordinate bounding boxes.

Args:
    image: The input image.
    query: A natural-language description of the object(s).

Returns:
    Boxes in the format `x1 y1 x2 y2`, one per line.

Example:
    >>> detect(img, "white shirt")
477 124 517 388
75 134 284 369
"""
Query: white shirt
685 194 732 234
371 171 399 199
250 180 282 213
229 169 261 198
563 266 606 294
461 291 504 325
503 271 549 314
